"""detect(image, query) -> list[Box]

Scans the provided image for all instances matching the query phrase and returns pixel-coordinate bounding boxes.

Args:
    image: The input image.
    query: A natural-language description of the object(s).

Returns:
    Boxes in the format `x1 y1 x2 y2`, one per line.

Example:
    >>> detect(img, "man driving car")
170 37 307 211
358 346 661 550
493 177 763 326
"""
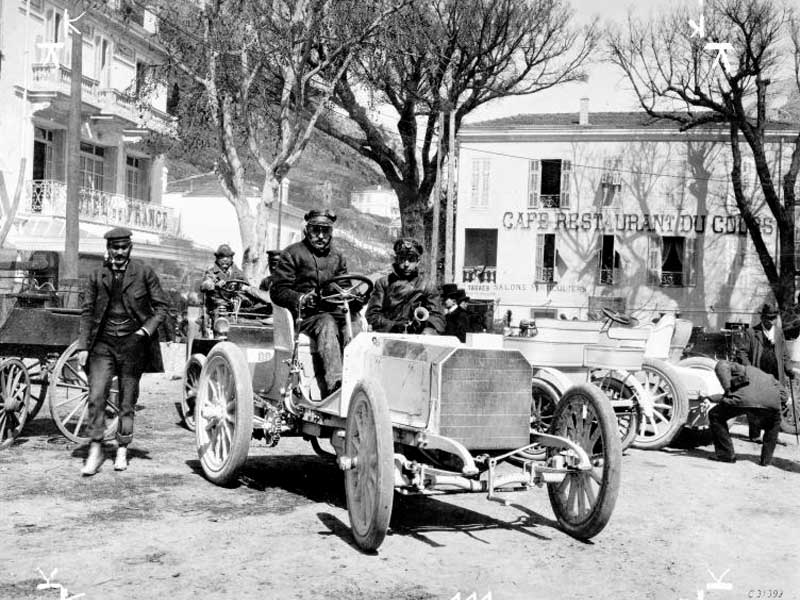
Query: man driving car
270 209 362 398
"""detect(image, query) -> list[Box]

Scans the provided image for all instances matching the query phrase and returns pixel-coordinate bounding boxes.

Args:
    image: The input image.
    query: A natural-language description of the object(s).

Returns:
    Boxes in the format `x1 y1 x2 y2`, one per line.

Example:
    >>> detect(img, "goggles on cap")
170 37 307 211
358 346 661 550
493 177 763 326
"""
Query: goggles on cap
307 224 333 235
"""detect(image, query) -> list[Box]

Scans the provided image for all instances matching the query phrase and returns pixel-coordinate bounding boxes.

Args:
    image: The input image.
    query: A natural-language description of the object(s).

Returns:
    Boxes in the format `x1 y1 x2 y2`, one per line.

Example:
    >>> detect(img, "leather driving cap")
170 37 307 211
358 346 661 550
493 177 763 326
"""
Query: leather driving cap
215 244 235 257
394 237 423 258
104 227 132 241
304 209 336 225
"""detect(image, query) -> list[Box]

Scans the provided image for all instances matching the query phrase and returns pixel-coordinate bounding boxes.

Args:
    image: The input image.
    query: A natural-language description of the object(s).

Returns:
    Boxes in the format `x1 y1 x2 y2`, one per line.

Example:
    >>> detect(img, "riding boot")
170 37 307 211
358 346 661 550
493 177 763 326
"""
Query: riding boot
81 442 104 476
114 445 128 471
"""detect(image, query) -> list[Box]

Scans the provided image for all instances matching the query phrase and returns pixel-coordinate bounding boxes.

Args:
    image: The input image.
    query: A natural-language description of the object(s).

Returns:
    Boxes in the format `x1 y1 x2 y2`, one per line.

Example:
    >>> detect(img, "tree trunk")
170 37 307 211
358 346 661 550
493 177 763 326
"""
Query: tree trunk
236 178 278 282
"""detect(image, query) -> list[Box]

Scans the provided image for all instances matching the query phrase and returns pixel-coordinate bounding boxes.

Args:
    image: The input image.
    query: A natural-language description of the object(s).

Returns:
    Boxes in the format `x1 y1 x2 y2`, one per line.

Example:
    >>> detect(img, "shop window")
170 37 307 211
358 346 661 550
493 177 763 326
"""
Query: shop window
528 159 570 209
535 233 557 283
462 228 497 283
470 159 490 208
597 235 620 285
647 235 697 287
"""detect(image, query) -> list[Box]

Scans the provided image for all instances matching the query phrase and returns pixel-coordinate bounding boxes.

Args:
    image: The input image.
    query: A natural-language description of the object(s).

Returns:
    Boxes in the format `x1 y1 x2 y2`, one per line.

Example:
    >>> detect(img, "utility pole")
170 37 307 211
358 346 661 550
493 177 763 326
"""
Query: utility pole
63 4 83 285
430 112 444 282
444 110 456 283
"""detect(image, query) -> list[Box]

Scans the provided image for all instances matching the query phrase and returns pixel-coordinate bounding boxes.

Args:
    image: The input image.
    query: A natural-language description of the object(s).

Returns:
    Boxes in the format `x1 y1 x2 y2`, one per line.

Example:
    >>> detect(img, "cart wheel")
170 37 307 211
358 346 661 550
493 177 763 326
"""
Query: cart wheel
179 354 206 431
0 358 31 449
782 368 800 434
20 358 47 420
547 384 621 540
524 377 561 458
633 358 689 450
195 342 253 486
48 341 119 443
590 370 641 451
344 382 394 552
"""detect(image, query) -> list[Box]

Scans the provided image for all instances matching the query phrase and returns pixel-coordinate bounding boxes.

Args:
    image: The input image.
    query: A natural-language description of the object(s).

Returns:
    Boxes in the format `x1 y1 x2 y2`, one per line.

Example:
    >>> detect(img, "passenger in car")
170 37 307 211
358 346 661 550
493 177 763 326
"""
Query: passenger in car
366 237 444 335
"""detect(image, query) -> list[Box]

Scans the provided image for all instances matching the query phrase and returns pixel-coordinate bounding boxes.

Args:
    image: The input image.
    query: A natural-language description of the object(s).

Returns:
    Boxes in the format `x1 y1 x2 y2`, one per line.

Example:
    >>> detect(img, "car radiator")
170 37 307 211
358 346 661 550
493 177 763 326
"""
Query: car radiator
437 348 532 450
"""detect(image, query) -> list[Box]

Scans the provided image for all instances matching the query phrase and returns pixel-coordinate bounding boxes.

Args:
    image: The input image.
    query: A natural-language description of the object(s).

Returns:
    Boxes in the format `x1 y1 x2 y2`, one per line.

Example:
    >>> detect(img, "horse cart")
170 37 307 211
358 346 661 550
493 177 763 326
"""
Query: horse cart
0 304 120 447
193 275 622 551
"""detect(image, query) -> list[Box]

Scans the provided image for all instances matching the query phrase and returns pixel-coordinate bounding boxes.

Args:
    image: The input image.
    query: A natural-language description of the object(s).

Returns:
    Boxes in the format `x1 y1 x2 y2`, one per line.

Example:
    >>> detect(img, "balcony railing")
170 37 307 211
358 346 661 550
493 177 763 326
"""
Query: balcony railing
23 180 178 236
599 268 616 285
660 271 684 287
28 65 176 136
462 265 497 284
31 63 100 102
535 267 555 283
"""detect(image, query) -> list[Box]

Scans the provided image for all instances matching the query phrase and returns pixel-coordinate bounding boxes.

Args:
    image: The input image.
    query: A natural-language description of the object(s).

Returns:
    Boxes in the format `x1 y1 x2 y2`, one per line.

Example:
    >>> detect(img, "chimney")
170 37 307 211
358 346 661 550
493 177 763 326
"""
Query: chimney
579 97 590 126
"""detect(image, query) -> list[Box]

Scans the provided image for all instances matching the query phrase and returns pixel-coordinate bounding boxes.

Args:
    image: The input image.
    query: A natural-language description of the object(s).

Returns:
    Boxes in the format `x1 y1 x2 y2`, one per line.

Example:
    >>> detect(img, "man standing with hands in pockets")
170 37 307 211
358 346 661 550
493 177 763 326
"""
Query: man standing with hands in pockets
77 227 169 476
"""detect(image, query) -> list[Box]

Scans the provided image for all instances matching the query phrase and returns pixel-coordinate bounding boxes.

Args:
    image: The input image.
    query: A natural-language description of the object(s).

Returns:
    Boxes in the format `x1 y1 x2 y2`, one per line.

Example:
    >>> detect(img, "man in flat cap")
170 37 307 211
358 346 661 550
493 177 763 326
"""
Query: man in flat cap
271 209 360 397
366 237 444 335
77 227 169 475
200 244 248 316
706 360 782 466
734 302 796 441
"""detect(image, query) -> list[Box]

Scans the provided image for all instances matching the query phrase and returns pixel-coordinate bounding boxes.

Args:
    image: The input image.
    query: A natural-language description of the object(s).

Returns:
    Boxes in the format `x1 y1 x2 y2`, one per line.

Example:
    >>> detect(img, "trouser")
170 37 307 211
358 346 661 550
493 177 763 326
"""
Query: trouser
300 311 362 396
86 333 148 444
709 404 781 466
748 386 788 438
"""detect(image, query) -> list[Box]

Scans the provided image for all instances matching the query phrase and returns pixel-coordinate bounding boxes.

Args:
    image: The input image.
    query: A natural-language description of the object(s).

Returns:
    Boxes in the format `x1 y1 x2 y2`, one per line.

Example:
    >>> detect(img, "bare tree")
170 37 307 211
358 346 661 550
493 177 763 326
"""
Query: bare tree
607 0 799 308
316 0 596 244
153 0 400 278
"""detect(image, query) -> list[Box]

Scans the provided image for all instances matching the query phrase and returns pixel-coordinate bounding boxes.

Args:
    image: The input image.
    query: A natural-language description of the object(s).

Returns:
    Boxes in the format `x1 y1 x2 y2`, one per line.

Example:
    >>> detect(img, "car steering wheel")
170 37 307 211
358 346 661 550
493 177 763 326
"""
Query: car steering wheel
218 278 250 299
601 307 633 326
319 274 374 307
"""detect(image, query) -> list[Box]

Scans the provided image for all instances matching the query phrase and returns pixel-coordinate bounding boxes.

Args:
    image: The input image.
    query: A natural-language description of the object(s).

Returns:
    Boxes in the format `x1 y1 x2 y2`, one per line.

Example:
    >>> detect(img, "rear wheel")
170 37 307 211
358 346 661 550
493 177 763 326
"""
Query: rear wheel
633 358 689 449
195 342 253 486
344 382 394 552
180 354 206 431
547 384 621 540
0 358 31 449
48 341 118 443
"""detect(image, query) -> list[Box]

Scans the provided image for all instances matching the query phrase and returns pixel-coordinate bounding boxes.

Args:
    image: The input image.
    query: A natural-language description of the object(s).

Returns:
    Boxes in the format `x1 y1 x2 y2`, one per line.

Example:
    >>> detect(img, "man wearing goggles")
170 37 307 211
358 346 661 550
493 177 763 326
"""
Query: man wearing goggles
271 209 361 397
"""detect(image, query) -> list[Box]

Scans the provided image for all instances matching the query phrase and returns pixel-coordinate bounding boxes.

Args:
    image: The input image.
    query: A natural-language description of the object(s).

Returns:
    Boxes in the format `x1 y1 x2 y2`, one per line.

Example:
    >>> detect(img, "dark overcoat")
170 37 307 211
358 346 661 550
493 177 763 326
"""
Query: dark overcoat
77 259 169 372
735 323 793 386
366 268 445 334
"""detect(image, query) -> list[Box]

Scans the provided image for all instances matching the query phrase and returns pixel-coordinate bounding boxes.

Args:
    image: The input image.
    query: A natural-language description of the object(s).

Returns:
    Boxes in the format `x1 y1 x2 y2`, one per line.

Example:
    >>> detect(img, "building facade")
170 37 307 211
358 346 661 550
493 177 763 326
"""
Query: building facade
350 185 400 221
0 0 208 295
455 111 800 329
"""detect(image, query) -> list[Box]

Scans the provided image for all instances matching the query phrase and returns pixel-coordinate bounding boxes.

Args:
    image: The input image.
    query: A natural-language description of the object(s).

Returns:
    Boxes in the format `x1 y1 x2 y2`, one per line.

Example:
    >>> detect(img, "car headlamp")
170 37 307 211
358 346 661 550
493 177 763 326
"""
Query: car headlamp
213 316 231 337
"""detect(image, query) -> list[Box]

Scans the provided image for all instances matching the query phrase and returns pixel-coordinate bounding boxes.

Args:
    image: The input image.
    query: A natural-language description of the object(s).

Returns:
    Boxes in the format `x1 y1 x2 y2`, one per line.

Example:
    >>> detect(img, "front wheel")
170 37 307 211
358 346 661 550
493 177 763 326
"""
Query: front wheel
633 358 689 449
547 383 621 540
525 377 562 459
344 382 395 552
195 342 253 486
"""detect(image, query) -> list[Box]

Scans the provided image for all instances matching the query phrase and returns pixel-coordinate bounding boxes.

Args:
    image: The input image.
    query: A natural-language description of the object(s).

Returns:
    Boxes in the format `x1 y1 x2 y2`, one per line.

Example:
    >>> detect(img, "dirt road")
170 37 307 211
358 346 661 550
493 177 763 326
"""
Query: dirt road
1 375 799 600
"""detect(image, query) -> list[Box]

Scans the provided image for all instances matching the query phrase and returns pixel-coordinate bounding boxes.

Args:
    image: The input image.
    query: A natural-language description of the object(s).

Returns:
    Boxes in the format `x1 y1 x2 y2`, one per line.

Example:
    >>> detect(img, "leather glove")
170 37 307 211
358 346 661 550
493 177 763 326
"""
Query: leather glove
389 320 406 333
300 292 318 310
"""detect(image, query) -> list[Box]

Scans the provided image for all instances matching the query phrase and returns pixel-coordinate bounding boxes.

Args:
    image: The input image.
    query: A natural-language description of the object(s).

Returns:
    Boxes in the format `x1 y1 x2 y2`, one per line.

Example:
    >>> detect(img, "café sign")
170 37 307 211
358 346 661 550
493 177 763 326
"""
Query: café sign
79 189 175 235
502 211 775 235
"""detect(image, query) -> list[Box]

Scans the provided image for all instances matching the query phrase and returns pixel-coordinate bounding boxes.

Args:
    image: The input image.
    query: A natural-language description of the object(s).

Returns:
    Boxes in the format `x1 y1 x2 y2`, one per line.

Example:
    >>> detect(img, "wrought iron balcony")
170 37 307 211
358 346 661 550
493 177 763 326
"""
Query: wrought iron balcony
599 268 616 285
462 266 497 284
660 271 684 287
535 267 555 283
23 180 178 236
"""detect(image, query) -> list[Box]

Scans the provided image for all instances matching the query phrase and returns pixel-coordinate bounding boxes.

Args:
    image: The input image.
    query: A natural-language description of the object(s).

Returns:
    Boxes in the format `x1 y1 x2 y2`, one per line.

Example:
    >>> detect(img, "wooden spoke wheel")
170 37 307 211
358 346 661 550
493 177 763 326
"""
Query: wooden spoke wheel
195 342 253 486
524 377 562 459
0 358 31 449
20 357 49 420
344 382 394 552
179 354 206 431
633 358 689 449
48 341 118 443
547 383 621 540
782 368 800 434
590 370 642 451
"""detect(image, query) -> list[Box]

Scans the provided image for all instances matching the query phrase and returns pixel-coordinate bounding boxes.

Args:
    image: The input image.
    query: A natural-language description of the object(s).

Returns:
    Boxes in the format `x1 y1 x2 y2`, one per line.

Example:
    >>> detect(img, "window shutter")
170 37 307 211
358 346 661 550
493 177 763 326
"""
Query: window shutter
471 159 480 207
647 235 662 285
481 159 490 207
560 159 571 208
528 160 540 208
684 237 697 287
535 234 545 281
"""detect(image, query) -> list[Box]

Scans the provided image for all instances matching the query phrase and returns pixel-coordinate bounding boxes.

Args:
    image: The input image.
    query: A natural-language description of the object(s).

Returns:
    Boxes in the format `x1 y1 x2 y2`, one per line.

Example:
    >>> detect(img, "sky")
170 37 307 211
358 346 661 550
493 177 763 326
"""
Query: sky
465 0 663 123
